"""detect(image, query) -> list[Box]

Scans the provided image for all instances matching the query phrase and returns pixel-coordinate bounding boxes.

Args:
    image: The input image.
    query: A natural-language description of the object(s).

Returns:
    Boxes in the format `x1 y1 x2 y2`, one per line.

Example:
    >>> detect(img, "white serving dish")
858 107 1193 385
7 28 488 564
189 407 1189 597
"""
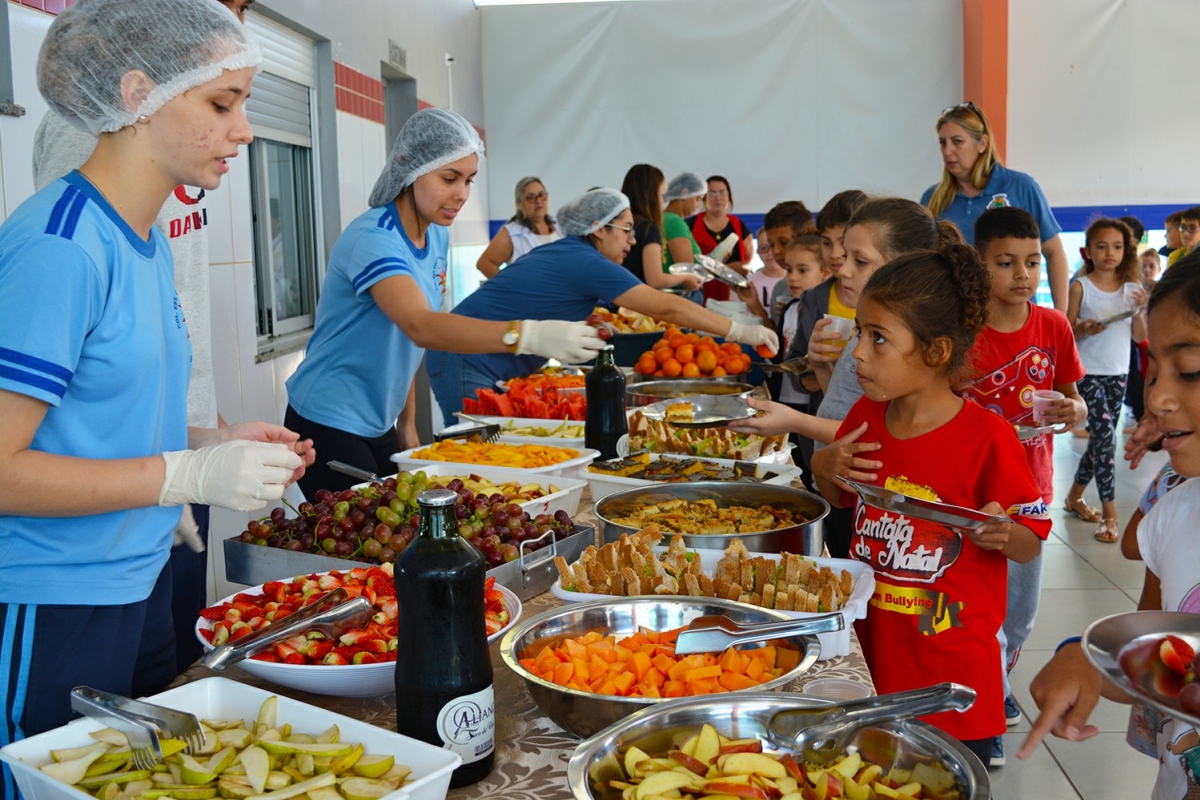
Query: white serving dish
577 454 803 504
616 433 795 466
550 549 873 660
370 464 587 517
195 576 521 697
0 677 459 800
447 415 586 446
391 447 600 478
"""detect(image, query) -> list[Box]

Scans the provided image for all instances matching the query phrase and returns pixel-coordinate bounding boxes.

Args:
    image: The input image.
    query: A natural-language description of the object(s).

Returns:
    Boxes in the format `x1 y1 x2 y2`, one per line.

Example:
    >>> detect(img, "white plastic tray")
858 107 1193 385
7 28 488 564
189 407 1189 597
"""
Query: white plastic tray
0 677 459 800
391 447 600 478
617 434 795 465
550 549 874 660
577 454 803 505
372 463 587 517
447 415 586 446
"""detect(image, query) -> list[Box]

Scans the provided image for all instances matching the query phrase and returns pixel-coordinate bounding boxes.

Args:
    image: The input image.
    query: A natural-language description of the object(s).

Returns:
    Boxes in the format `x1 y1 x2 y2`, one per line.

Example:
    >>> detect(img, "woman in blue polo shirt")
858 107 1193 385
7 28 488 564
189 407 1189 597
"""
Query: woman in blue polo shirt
284 110 604 497
921 102 1069 311
426 188 780 424
0 0 312 758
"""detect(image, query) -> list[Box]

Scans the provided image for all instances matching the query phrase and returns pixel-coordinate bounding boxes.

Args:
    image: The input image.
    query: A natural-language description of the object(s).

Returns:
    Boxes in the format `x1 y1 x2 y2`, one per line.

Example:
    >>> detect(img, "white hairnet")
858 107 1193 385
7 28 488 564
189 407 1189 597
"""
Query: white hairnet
664 172 705 202
556 189 630 237
37 0 261 136
369 108 485 208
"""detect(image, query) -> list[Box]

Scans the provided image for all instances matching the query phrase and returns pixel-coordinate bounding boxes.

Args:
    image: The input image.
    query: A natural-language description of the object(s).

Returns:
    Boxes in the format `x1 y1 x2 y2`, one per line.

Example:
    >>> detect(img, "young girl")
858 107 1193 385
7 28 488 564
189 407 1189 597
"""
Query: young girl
810 245 1051 767
1063 218 1148 542
773 235 829 413
1018 254 1200 800
0 0 314 752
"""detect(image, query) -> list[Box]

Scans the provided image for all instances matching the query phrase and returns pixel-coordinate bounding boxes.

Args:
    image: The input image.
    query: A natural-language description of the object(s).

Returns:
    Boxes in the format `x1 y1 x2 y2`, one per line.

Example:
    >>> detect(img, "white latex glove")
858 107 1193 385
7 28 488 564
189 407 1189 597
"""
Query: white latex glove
517 320 605 364
159 440 302 512
172 503 206 553
726 320 780 353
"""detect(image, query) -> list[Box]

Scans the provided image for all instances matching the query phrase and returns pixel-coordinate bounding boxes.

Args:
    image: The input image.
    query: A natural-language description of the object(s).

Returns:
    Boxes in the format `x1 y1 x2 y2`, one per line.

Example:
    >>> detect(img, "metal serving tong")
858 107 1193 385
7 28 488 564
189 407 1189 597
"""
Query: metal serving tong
767 682 976 765
201 587 372 671
70 687 204 771
442 413 501 443
673 612 844 656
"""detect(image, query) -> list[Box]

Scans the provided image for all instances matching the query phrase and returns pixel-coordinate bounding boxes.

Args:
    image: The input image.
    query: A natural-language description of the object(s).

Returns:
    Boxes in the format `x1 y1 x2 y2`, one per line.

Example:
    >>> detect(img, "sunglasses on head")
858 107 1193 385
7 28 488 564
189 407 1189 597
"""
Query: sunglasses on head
941 100 982 118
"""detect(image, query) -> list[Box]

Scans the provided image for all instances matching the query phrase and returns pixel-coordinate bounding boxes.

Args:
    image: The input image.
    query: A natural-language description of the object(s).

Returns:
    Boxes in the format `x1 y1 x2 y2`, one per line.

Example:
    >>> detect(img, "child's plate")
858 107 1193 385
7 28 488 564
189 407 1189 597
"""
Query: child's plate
1096 305 1145 326
838 477 1006 532
1015 423 1057 441
640 396 757 429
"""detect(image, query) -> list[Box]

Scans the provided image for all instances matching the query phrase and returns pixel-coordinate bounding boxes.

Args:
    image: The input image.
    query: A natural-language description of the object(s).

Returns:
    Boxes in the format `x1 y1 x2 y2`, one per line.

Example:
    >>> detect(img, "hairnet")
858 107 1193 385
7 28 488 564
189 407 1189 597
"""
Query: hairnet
369 108 485 208
663 172 705 202
38 0 261 136
556 189 629 237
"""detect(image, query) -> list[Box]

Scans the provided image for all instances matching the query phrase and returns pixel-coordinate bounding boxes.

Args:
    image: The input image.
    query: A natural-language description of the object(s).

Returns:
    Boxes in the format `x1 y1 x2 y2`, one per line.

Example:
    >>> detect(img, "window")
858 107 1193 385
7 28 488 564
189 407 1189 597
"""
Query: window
244 16 323 357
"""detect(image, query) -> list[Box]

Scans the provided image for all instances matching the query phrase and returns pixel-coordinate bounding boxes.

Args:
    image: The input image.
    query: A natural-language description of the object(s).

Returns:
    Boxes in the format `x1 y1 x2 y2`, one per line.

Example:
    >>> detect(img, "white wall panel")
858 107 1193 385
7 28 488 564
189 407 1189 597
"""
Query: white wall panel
0 5 53 220
481 0 961 216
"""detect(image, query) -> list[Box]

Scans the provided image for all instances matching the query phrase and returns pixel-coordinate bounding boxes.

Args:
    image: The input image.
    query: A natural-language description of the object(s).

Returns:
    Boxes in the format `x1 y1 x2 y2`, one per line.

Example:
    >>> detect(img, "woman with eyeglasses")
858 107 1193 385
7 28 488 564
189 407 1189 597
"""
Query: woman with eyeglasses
427 189 779 423
688 175 755 303
922 101 1069 311
476 176 562 279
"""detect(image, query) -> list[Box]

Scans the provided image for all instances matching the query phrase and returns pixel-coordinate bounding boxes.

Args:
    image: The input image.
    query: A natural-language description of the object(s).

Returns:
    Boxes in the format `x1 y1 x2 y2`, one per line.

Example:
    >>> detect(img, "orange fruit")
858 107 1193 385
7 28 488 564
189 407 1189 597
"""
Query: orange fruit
681 362 701 378
675 344 695 364
662 328 681 341
711 366 727 377
662 358 683 378
654 347 673 366
756 343 777 358
726 355 747 375
721 342 743 356
685 332 700 344
654 369 664 376
652 339 671 351
696 350 718 373
669 334 688 350
636 355 658 375
697 336 718 351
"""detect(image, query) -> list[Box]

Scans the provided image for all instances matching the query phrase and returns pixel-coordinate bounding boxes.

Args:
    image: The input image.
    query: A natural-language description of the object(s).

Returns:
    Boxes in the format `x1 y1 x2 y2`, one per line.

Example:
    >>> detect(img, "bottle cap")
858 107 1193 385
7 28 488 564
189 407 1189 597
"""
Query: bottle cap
416 488 458 508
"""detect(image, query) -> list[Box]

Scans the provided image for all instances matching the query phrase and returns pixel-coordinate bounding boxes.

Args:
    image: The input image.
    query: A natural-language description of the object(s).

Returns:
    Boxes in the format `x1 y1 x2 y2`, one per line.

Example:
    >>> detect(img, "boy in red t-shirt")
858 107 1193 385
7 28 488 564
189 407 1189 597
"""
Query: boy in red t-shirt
960 206 1088 763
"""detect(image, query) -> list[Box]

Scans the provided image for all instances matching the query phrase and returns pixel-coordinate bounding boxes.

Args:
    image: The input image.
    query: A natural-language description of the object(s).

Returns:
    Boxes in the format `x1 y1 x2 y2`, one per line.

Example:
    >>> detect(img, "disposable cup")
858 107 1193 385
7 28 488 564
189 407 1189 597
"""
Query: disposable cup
822 314 856 340
801 677 873 702
1032 389 1064 422
1123 283 1141 310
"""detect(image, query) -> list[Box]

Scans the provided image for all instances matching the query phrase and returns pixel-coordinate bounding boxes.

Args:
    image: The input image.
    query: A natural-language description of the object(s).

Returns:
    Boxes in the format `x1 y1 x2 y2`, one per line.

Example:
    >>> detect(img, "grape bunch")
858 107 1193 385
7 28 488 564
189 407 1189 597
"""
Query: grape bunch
236 471 576 567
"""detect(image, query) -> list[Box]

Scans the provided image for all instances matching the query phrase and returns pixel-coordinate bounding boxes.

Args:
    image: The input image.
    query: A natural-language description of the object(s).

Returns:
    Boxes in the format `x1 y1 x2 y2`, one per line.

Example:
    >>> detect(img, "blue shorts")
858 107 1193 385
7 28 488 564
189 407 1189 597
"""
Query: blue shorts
1 566 176 800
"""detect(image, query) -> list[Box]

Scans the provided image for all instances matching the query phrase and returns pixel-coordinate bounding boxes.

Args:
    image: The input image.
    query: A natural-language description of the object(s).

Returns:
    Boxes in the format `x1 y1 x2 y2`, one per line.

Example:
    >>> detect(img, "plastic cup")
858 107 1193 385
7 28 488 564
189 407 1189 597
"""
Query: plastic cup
1032 389 1064 422
1124 283 1141 310
822 314 855 340
801 677 873 702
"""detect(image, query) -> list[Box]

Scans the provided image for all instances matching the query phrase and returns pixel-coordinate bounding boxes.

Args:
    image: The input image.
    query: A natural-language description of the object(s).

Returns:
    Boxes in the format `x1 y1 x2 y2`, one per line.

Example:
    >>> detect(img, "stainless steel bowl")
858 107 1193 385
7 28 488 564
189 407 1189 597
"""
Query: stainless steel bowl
594 482 830 556
626 379 755 408
567 692 990 800
499 597 820 738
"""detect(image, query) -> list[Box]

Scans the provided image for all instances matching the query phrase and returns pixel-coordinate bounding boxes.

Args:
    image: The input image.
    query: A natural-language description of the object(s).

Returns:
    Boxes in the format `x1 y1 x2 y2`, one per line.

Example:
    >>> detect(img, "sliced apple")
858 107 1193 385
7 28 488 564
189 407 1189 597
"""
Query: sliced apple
679 734 699 758
244 770 334 800
669 749 709 776
624 745 651 778
265 770 291 790
39 746 108 785
254 740 353 758
875 783 903 799
77 769 153 789
315 724 340 744
719 738 764 755
844 776 872 800
179 754 219 785
306 787 344 800
830 751 861 780
855 764 883 785
285 734 316 745
701 781 769 800
50 743 111 763
143 788 218 800
351 753 395 779
206 746 238 776
634 769 699 800
217 729 252 749
88 728 129 748
217 778 256 799
329 743 364 775
255 696 277 735
340 777 394 800
238 745 270 794
694 723 722 766
718 753 787 779
295 753 315 777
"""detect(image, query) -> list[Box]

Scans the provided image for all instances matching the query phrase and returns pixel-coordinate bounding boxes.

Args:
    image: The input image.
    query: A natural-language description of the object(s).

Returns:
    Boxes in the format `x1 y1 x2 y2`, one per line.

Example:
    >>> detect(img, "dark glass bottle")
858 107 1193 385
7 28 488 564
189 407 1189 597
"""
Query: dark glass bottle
394 488 495 787
585 345 628 460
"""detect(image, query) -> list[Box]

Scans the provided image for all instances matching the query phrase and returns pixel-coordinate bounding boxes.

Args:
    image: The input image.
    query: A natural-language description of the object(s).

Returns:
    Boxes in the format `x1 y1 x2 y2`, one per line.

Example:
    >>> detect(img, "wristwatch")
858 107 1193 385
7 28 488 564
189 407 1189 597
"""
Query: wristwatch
502 320 521 353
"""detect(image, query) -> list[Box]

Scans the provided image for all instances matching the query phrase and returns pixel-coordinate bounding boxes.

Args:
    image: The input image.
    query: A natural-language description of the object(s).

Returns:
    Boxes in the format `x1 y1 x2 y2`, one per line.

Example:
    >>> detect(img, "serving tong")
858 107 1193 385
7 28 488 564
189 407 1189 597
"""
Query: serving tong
673 612 844 655
435 412 501 444
767 682 976 766
70 687 204 771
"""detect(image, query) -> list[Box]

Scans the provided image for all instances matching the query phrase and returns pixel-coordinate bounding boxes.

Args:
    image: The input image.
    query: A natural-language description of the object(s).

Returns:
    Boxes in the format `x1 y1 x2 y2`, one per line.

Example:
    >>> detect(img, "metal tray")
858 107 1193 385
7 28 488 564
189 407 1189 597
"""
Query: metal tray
223 525 595 602
839 477 1004 531
1096 305 1145 326
1083 611 1200 728
759 356 813 377
1016 423 1057 441
696 254 750 288
640 395 757 428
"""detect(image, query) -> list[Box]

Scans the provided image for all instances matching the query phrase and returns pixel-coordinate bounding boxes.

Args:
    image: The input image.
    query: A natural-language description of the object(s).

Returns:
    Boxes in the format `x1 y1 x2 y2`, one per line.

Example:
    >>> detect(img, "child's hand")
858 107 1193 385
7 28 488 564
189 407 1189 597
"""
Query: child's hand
1017 640 1102 760
735 284 770 322
808 318 846 364
810 422 882 491
1077 318 1107 337
727 397 804 438
1127 286 1149 307
1124 416 1163 470
773 295 791 316
965 503 1017 551
1041 395 1086 432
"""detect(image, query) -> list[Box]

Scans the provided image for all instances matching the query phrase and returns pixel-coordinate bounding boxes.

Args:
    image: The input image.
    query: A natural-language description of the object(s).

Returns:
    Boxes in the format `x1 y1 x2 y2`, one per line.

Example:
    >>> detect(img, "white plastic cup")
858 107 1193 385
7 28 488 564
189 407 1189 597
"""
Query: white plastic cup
822 314 855 340
801 677 873 702
1124 283 1141 310
1032 389 1064 422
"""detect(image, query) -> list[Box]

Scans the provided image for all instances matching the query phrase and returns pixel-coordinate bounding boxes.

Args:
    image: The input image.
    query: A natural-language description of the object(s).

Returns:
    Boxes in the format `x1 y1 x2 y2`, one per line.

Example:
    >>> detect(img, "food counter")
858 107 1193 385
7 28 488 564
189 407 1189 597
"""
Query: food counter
178 484 874 799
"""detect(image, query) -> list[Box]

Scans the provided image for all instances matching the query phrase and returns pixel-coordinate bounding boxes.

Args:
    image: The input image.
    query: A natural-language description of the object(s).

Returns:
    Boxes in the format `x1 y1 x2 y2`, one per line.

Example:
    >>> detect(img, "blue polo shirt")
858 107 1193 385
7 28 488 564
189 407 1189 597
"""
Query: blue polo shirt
443 235 642 381
286 204 448 438
0 172 190 605
921 163 1061 245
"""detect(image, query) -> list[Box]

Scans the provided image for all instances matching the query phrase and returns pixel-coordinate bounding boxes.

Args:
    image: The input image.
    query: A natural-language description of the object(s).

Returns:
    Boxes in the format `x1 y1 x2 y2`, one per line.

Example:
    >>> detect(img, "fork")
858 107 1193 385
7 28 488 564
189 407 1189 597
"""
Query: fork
70 687 205 770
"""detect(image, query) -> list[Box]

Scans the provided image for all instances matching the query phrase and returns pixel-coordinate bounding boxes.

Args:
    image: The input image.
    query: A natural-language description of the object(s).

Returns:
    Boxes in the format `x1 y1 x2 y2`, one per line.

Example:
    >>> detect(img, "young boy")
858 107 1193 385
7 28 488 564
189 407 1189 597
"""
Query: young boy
762 200 814 321
774 235 830 410
1173 205 1200 265
960 206 1088 765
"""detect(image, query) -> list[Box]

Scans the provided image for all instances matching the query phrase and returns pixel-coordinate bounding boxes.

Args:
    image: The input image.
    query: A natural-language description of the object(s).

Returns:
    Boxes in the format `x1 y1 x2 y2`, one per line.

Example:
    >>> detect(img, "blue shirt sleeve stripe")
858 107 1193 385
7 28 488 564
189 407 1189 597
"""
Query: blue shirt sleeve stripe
351 257 411 293
44 185 78 237
0 346 73 382
59 190 89 241
0 364 67 398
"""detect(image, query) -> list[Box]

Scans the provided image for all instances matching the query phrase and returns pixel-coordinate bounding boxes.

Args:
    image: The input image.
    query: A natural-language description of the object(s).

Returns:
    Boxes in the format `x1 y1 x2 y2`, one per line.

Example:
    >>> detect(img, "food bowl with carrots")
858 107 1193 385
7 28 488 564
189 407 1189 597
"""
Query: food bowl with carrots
499 597 819 738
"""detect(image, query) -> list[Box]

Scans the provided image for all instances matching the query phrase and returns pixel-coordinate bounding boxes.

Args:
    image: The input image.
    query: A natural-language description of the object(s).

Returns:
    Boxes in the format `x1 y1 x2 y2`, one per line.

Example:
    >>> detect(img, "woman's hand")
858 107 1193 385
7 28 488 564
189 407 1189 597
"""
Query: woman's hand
208 422 315 483
1017 641 1103 760
676 274 704 293
808 318 846 364
809 422 882 490
727 397 806 438
1124 416 1163 470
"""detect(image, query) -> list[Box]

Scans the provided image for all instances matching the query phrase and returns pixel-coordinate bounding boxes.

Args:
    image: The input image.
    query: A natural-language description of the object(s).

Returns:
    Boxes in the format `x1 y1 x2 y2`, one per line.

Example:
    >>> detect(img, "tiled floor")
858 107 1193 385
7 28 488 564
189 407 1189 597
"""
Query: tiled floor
992 417 1166 798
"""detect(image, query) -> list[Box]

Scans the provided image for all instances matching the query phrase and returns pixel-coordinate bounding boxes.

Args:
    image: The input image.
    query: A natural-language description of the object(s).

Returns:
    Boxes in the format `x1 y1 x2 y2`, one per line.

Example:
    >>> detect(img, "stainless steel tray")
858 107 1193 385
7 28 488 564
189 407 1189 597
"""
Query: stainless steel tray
839 477 1005 531
1097 305 1144 326
1016 423 1057 441
640 395 757 428
223 525 595 602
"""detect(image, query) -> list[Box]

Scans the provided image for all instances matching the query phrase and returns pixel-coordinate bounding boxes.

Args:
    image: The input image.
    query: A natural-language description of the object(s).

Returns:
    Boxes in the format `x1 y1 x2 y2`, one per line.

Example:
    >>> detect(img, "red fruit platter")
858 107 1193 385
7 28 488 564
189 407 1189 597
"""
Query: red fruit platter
195 565 521 697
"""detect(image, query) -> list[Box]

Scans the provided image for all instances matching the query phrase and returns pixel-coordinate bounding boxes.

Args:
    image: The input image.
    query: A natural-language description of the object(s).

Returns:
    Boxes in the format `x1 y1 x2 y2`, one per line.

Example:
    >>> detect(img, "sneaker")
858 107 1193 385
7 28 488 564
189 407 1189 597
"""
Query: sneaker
990 735 1006 767
1005 695 1022 727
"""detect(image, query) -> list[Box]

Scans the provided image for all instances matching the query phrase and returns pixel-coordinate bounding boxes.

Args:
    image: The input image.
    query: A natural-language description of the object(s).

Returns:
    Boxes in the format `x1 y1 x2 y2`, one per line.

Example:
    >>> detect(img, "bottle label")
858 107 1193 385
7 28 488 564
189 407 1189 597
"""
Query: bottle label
435 684 495 763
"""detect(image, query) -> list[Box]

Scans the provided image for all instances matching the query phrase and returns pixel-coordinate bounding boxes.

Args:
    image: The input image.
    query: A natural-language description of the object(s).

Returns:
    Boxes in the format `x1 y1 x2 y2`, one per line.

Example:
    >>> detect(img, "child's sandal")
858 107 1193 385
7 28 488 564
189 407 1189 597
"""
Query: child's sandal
1065 498 1102 523
1095 518 1119 543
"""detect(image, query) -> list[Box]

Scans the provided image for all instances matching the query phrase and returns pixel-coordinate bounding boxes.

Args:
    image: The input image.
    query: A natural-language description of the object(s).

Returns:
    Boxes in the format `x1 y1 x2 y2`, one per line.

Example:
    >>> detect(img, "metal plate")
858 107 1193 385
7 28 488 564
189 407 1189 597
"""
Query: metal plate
1015 423 1057 441
1083 611 1200 729
696 254 750 288
1096 305 1145 326
759 356 814 377
839 477 1004 531
640 395 757 428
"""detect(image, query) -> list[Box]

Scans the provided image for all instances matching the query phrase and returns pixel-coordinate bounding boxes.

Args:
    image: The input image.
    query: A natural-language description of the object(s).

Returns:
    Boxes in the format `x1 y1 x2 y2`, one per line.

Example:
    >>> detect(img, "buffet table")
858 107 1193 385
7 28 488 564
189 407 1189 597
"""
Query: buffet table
178 483 874 799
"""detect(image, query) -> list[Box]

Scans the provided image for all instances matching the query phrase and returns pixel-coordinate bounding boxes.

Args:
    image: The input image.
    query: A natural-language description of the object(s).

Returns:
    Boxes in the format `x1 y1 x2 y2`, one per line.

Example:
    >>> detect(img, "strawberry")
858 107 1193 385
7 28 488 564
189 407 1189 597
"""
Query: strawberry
250 651 280 662
198 628 216 643
262 582 287 603
352 652 379 665
334 645 361 661
199 604 232 620
380 598 398 621
1161 636 1196 675
229 622 253 641
339 629 376 646
362 586 377 606
309 641 334 659
361 638 389 655
233 600 263 619
247 616 268 631
211 626 229 647
283 653 307 665
348 568 370 582
323 652 349 666
317 574 343 591
274 642 299 660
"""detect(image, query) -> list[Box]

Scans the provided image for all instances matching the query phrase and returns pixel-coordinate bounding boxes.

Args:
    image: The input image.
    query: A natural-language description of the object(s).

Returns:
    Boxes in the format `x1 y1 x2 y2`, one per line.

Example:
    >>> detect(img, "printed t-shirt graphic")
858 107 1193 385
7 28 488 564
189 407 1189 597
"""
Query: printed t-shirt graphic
836 397 1050 740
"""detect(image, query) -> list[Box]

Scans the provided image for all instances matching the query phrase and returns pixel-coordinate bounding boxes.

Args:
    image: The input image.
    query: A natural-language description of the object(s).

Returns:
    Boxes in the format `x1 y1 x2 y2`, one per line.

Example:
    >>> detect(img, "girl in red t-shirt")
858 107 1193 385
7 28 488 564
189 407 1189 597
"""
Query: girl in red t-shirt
810 244 1052 767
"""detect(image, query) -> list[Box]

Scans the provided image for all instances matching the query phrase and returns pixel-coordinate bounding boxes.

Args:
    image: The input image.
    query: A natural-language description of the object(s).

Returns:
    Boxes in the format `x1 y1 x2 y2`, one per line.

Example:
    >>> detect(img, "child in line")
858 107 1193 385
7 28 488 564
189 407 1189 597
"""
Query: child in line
1174 205 1200 265
772 235 830 419
1064 218 1148 542
810 244 1051 768
746 227 784 307
960 206 1088 763
1018 255 1200 800
762 201 815 324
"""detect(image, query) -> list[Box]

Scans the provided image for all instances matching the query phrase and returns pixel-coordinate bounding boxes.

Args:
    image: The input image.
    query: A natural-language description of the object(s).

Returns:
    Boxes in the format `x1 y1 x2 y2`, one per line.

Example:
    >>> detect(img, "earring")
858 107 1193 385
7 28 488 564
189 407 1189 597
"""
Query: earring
138 115 148 122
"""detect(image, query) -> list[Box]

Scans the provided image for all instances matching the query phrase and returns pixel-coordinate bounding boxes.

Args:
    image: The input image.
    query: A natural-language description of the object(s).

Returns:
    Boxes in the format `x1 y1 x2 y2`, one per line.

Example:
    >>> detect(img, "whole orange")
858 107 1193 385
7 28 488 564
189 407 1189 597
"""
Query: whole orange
675 343 695 364
681 362 701 378
662 358 683 378
696 350 718 373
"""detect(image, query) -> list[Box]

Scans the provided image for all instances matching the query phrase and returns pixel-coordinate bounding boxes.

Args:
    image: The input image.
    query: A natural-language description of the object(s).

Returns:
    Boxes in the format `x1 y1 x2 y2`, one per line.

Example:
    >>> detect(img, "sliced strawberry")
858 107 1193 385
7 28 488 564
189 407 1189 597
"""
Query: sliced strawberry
229 622 253 641
283 653 307 665
361 586 377 607
198 628 216 643
317 574 343 591
1161 636 1196 675
348 567 370 582
232 600 263 618
380 598 398 621
199 604 232 620
246 616 268 631
250 651 281 662
334 645 361 661
309 641 334 659
361 638 389 655
339 629 376 646
274 642 299 659
322 652 349 666
352 652 379 665
262 582 288 603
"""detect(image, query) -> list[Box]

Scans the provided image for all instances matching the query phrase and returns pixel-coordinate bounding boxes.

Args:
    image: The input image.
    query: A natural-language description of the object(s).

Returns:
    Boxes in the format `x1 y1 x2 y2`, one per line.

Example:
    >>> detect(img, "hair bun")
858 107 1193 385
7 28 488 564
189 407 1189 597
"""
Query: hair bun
942 244 990 336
